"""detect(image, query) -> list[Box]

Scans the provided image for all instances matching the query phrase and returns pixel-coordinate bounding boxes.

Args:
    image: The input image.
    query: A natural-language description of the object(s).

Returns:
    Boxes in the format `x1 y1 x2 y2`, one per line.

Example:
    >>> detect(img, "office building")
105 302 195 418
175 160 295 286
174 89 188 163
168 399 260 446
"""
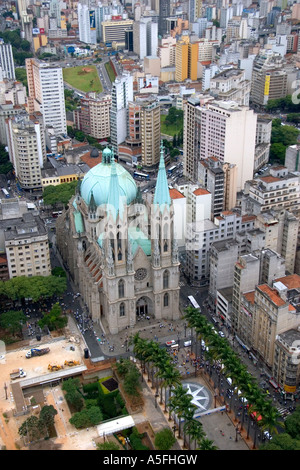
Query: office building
250 51 288 107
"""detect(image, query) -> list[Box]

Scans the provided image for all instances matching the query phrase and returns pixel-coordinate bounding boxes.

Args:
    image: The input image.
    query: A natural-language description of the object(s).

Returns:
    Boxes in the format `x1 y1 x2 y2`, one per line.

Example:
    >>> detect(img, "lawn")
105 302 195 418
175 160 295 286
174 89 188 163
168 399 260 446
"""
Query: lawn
161 114 183 137
104 61 117 83
63 65 102 93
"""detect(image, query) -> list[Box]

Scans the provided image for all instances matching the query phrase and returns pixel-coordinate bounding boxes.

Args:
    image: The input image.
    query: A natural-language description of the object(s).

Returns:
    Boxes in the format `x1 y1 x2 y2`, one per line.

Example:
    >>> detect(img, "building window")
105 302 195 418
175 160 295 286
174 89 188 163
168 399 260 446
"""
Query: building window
164 293 169 307
118 279 125 298
120 303 125 317
163 270 169 289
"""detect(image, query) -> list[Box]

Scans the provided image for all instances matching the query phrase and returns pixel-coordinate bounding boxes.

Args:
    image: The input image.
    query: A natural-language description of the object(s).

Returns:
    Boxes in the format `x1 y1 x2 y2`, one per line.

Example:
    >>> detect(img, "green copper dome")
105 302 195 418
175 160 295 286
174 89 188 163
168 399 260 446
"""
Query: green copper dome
80 148 137 208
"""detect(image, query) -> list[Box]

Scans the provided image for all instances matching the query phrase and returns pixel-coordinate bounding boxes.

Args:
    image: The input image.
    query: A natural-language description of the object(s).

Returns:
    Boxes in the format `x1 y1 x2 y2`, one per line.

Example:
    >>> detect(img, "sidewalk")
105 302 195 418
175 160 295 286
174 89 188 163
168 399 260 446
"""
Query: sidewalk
137 367 250 451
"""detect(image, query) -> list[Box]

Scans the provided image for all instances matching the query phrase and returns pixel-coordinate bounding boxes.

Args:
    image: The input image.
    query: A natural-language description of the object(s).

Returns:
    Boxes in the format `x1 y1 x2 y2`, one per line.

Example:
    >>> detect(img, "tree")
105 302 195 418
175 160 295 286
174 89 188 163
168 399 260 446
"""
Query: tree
284 406 300 439
0 275 67 303
154 427 176 450
197 438 218 450
38 405 57 436
0 310 27 336
18 416 41 442
42 180 78 206
38 302 68 331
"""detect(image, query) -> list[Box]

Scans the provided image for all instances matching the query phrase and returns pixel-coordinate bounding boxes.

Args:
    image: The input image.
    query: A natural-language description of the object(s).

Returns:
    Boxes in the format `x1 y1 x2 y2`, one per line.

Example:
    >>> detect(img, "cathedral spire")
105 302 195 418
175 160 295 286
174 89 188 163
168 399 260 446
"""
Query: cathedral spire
153 140 171 209
107 151 122 220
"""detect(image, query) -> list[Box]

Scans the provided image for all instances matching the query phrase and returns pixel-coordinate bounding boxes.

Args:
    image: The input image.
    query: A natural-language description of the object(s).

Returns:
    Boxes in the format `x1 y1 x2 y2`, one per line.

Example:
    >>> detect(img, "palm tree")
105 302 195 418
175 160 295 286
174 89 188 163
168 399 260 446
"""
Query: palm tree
168 384 189 429
184 417 205 450
161 366 182 414
197 438 218 450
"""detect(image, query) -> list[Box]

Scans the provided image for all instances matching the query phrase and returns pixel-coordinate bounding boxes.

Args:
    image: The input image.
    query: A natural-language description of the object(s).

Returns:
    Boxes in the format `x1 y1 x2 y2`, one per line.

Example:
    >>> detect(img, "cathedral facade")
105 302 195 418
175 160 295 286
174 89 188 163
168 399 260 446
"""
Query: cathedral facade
56 144 180 334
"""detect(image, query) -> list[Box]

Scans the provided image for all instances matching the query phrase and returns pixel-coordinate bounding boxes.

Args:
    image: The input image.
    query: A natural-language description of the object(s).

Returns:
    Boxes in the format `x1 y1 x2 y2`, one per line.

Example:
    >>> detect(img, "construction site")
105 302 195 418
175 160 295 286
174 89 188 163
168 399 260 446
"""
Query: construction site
0 331 122 450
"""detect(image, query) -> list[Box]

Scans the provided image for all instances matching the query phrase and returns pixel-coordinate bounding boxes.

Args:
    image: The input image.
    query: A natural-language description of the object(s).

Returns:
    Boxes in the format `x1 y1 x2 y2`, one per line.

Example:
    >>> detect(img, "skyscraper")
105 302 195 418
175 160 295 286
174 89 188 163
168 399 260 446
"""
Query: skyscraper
26 58 67 136
0 40 15 80
110 73 133 154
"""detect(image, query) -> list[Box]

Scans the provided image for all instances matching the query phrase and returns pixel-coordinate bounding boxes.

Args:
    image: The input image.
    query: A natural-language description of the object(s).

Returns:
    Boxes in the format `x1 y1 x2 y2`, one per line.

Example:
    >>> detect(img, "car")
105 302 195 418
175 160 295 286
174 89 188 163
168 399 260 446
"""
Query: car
166 340 177 347
219 331 225 337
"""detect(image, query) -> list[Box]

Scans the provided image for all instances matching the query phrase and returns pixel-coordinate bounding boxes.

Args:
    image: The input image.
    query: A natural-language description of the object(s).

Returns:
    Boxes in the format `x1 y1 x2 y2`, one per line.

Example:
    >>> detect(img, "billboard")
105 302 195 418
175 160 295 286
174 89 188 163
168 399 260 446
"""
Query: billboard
138 76 159 93
89 10 96 30
40 27 45 34
32 28 40 35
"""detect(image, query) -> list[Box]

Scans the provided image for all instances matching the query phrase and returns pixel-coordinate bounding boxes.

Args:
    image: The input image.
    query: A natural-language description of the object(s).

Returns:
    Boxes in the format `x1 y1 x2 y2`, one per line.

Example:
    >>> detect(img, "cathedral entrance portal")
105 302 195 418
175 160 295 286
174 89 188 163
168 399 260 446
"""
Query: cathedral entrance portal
136 296 153 319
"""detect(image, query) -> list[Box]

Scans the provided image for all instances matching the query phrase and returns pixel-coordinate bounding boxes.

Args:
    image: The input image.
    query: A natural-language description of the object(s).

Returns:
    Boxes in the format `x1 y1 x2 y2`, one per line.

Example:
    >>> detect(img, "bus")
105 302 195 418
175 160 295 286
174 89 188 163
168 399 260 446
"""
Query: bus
188 295 200 310
2 188 10 198
52 211 62 218
133 171 149 180
168 165 177 176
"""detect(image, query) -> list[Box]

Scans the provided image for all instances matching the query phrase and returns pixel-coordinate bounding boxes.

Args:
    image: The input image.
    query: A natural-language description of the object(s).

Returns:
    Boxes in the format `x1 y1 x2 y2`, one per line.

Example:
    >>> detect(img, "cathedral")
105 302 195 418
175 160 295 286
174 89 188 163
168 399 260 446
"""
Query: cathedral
56 143 180 334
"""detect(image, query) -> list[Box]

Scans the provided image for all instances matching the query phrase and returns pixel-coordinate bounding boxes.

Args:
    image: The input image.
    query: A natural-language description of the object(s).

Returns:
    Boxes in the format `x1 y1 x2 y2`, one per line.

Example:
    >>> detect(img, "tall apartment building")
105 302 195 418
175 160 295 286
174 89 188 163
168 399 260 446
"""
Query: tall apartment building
252 276 300 369
209 238 240 299
241 166 300 219
231 250 286 339
285 144 300 173
197 38 219 62
183 96 202 181
184 99 257 192
185 209 256 285
0 40 15 80
73 92 111 140
175 40 188 83
175 40 198 82
25 58 67 136
133 18 158 60
158 36 176 68
250 51 288 106
158 0 171 37
0 103 24 146
140 100 161 170
6 112 46 193
2 211 51 278
198 156 238 219
210 68 251 106
78 3 97 44
110 73 133 154
254 114 272 170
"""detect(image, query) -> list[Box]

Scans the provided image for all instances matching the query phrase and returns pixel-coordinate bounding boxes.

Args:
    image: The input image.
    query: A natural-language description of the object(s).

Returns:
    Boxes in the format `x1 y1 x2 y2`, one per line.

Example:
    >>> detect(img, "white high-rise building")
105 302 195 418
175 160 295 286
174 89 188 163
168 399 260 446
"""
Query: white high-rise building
199 101 256 192
6 112 46 192
133 18 158 60
0 40 15 80
78 2 97 45
110 73 134 153
26 58 67 136
183 98 257 192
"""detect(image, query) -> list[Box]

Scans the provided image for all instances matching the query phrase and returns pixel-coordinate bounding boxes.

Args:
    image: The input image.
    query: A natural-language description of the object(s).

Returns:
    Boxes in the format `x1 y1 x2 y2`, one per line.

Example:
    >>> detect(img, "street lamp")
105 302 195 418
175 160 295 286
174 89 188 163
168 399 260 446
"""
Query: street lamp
155 393 159 409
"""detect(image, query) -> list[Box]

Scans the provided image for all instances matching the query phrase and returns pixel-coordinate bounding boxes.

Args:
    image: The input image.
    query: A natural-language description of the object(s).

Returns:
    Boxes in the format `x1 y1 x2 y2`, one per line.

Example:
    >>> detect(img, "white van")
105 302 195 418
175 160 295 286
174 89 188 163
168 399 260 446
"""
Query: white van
184 340 191 347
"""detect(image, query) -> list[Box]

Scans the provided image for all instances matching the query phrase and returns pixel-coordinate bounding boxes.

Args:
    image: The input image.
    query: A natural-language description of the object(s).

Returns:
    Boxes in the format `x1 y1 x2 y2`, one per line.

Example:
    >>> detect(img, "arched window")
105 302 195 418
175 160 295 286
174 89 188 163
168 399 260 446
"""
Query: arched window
163 270 169 289
118 279 125 298
164 293 169 307
120 303 125 317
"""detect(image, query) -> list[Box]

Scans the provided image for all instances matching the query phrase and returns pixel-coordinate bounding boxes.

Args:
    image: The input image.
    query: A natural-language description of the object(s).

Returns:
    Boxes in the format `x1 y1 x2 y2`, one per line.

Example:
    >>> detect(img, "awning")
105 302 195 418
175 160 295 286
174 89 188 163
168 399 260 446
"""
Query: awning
235 335 250 352
97 415 135 437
